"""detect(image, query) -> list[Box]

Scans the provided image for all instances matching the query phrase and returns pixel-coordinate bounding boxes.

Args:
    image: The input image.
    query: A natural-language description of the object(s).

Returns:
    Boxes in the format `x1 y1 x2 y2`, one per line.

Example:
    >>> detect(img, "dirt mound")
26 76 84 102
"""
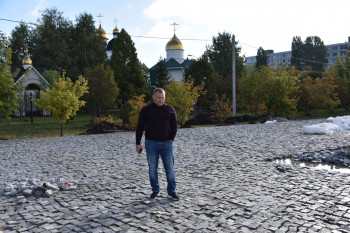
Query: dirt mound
183 113 219 126
225 114 274 124
81 121 130 135
184 113 276 126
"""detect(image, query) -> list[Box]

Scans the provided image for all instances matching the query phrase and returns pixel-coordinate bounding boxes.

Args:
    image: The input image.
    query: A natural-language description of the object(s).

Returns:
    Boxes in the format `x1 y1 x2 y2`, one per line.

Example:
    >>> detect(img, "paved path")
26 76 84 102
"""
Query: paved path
1 119 350 232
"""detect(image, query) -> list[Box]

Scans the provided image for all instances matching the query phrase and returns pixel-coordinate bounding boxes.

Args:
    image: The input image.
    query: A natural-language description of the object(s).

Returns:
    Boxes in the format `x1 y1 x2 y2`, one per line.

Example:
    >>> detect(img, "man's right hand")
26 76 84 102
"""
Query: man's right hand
136 144 143 154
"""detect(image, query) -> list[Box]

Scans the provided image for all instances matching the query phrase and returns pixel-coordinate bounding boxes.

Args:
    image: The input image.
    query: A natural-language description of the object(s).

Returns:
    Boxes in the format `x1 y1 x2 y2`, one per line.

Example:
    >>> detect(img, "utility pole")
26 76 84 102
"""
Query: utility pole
232 34 236 116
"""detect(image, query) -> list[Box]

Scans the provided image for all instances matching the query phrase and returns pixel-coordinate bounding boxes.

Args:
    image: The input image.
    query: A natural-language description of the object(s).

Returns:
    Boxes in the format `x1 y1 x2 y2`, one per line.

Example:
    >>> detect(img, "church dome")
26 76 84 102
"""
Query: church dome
96 25 108 39
22 54 32 65
113 26 120 35
22 47 32 65
166 34 184 51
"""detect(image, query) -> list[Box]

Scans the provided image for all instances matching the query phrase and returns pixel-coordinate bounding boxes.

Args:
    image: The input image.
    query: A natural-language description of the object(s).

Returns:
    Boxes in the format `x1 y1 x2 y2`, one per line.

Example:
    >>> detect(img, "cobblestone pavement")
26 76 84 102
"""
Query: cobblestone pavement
1 119 350 232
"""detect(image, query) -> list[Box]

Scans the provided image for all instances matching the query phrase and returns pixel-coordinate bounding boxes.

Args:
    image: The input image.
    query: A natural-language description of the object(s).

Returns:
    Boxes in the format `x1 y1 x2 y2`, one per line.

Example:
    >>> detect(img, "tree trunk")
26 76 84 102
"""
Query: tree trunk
60 123 63 137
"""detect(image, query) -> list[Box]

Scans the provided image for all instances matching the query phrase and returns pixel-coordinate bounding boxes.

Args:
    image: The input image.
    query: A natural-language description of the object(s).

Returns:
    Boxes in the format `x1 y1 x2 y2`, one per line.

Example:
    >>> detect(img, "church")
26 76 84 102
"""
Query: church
149 24 192 84
102 20 192 85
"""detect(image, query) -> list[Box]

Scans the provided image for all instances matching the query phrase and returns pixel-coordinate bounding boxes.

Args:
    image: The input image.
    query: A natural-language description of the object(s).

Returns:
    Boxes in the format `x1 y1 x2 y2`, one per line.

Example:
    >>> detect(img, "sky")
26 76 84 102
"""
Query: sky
1 0 350 68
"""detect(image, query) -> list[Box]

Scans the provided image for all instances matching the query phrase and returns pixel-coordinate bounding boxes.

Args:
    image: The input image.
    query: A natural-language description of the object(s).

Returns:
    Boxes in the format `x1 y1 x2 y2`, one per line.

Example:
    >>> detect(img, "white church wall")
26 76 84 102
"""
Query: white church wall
168 69 184 82
166 50 184 64
107 50 112 59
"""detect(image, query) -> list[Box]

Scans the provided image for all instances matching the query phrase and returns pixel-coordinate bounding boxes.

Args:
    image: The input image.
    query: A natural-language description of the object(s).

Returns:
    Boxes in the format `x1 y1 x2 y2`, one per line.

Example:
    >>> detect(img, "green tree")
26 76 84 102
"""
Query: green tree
297 75 313 114
69 13 107 80
238 66 266 116
42 70 60 87
238 66 298 116
291 36 303 70
110 29 147 102
153 58 170 89
203 32 245 79
333 74 350 109
84 65 119 120
264 66 299 116
140 61 151 87
256 47 268 69
211 73 233 102
0 34 20 117
291 36 327 72
213 94 232 123
164 78 205 126
303 36 327 72
35 75 88 136
324 51 350 109
9 22 32 67
31 8 73 73
185 58 215 112
304 76 340 115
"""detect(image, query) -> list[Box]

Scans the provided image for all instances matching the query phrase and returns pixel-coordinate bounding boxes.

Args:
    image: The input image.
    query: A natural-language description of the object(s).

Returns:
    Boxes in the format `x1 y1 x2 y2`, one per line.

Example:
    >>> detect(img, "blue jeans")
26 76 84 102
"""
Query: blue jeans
145 140 176 194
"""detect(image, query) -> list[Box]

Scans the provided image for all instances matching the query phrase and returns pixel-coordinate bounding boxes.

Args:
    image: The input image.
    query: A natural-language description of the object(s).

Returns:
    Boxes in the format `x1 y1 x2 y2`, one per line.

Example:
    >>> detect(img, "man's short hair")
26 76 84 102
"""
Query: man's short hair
153 88 165 95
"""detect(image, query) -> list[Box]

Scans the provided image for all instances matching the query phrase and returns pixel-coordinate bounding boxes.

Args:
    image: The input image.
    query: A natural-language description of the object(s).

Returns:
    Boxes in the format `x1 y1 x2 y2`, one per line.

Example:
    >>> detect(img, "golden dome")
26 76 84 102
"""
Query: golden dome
96 24 108 39
22 47 32 65
113 26 120 35
166 34 184 51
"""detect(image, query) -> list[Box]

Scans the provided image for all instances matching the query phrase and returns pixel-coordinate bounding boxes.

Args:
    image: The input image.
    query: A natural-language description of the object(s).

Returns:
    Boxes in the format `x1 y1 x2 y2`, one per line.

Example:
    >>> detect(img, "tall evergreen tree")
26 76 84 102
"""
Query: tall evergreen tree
153 58 170 89
291 36 303 70
110 29 147 102
84 65 119 118
9 23 32 67
303 36 327 72
31 8 73 72
140 61 150 87
69 13 107 80
291 36 327 72
185 58 215 110
256 47 268 68
203 32 244 79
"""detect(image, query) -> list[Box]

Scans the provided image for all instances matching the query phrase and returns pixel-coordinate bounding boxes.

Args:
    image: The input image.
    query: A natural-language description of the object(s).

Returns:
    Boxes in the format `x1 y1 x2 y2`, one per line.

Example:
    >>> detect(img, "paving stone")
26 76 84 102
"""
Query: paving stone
1 119 350 232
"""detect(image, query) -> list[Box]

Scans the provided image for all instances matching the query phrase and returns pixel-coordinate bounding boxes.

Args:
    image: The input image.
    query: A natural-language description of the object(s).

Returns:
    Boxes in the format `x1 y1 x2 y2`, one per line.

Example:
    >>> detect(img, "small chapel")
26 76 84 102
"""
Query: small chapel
149 23 192 84
12 47 50 117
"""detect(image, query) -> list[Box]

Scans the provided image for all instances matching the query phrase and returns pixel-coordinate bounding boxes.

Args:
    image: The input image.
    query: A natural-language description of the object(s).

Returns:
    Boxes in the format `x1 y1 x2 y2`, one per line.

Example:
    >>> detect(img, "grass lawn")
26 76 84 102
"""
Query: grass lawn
0 120 91 140
291 108 350 120
0 109 349 140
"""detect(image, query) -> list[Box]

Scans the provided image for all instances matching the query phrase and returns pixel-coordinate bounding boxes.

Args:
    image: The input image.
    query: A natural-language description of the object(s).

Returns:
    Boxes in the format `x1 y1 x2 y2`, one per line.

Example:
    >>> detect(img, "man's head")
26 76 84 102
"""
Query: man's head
152 88 165 106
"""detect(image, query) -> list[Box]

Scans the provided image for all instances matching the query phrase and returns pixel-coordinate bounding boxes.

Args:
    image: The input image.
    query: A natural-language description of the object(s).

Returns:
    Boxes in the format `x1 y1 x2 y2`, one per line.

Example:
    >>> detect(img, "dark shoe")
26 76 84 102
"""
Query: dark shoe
150 192 159 200
168 192 179 201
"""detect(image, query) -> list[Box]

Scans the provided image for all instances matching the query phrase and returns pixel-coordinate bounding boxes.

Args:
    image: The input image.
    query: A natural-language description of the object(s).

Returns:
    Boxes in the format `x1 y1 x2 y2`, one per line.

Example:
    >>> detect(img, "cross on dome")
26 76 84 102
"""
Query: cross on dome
170 22 179 34
97 13 103 25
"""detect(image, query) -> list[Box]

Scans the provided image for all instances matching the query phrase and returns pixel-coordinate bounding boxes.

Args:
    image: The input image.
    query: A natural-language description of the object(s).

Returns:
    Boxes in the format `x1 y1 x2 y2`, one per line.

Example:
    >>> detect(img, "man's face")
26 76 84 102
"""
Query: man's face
152 92 165 106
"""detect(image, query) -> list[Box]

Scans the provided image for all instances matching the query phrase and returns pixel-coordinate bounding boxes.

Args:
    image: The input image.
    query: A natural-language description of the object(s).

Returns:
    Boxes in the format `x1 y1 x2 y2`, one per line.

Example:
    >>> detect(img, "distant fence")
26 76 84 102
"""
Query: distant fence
0 111 119 125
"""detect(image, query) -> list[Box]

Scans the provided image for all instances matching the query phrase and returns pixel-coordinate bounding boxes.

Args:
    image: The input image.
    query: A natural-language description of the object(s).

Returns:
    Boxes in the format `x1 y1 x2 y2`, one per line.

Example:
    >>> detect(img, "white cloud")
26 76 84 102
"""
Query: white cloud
29 0 47 17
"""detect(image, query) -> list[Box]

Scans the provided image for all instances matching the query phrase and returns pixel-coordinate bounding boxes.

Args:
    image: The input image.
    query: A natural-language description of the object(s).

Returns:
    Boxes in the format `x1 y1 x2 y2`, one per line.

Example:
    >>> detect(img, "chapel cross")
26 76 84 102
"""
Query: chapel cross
170 22 179 34
114 19 119 27
97 13 103 25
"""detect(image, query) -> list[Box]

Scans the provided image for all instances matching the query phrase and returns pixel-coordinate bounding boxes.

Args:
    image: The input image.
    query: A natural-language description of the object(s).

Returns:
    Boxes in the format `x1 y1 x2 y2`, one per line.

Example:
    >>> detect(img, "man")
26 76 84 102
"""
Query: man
136 88 179 201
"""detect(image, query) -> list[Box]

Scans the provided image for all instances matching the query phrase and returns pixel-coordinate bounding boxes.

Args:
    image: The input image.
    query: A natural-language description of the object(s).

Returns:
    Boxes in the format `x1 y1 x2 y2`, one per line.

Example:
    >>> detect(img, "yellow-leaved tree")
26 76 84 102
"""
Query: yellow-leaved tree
303 75 340 116
213 94 232 124
36 75 88 136
239 65 299 117
0 36 21 117
165 78 205 126
128 94 147 130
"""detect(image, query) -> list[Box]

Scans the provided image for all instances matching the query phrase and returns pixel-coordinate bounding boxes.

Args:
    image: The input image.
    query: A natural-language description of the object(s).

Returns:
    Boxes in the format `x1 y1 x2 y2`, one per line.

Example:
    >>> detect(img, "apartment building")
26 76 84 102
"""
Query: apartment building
245 37 350 67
